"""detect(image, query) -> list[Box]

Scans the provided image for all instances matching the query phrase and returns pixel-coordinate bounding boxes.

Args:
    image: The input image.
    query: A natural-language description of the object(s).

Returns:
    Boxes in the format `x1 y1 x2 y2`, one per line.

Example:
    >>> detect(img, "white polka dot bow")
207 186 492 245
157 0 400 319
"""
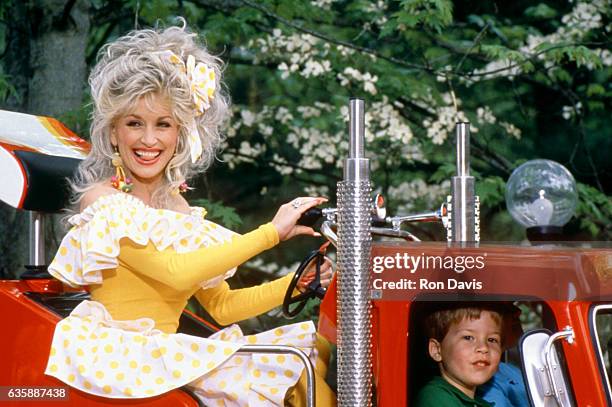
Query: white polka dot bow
164 51 217 163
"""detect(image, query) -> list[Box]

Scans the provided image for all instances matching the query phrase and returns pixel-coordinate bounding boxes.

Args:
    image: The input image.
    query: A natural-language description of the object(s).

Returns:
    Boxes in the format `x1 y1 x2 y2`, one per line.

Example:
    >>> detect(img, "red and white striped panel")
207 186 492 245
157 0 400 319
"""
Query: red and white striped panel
0 109 90 209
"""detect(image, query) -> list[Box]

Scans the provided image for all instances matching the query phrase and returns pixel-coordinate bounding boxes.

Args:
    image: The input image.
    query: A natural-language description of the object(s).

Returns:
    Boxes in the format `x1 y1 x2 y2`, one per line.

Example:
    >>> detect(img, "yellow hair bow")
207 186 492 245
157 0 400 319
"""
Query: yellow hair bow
163 51 217 163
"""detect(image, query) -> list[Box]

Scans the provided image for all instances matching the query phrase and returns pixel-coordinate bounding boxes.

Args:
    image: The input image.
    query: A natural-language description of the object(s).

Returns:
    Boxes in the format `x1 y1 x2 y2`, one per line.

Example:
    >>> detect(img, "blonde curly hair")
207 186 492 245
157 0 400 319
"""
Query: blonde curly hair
72 21 230 208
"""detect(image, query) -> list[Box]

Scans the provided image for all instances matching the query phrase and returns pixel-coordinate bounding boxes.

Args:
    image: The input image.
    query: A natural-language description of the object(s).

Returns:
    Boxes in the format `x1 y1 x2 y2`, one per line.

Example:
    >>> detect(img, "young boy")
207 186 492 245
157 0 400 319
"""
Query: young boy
415 305 503 407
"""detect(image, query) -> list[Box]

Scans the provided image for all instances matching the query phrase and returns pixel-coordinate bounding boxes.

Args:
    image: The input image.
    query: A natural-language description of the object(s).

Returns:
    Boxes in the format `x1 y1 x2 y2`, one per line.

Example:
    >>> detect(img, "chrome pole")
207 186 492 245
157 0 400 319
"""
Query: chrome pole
337 98 372 406
450 123 477 242
29 211 45 266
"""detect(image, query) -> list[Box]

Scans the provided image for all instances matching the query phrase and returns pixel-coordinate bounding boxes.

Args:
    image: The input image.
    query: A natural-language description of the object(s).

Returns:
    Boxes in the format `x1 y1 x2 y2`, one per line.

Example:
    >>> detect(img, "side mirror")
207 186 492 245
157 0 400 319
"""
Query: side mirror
520 327 575 407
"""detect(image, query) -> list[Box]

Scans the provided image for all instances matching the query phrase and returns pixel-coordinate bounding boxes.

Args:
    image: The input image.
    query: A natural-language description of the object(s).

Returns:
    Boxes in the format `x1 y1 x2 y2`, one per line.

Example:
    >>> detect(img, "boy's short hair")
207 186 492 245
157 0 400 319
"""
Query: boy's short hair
425 304 504 343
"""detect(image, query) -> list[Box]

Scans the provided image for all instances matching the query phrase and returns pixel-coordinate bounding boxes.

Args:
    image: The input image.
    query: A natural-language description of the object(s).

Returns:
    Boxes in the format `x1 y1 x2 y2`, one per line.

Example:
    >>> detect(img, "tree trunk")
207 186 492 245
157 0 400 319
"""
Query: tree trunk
28 0 90 117
0 0 90 278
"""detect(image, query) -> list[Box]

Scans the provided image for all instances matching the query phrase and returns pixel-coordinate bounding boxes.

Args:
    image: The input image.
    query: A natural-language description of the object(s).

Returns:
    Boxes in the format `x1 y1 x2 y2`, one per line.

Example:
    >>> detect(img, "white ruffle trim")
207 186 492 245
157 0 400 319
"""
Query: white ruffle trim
48 193 238 289
45 301 316 405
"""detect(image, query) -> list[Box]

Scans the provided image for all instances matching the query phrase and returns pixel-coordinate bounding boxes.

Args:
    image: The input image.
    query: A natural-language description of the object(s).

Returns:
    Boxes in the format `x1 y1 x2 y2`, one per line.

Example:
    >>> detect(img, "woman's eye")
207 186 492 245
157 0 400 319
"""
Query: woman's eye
158 122 171 128
127 121 142 127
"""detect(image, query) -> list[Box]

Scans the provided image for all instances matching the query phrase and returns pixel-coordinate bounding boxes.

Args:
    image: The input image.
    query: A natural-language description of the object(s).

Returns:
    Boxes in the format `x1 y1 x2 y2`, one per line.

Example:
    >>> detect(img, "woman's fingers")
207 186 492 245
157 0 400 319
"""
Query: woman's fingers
298 256 334 291
290 225 317 238
272 197 327 241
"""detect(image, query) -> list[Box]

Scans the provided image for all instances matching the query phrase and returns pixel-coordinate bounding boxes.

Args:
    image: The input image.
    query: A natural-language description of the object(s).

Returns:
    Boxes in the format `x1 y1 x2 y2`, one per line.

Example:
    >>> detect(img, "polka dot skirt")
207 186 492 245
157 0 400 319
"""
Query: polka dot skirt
46 301 317 405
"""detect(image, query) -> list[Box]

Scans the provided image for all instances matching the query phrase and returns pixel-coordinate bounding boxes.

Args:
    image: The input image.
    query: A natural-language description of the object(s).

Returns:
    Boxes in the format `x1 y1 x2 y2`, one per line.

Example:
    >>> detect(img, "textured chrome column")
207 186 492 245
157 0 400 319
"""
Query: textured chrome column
29 211 45 266
451 122 477 242
337 98 372 406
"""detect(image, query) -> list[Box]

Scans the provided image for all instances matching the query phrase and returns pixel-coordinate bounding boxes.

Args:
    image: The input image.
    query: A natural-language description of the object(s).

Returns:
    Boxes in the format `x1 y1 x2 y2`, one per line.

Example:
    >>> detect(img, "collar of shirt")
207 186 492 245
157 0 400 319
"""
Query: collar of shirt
431 376 495 407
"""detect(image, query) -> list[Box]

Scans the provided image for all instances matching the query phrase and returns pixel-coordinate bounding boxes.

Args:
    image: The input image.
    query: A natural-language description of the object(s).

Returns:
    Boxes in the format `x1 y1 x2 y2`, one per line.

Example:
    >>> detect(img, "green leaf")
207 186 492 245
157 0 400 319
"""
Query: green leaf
379 19 399 39
481 44 511 59
475 176 506 206
190 199 243 229
0 70 19 103
586 84 606 97
533 41 555 53
398 0 453 33
524 4 558 19
395 11 419 28
575 183 612 238
467 14 485 27
276 0 296 19
550 67 572 83
430 163 455 183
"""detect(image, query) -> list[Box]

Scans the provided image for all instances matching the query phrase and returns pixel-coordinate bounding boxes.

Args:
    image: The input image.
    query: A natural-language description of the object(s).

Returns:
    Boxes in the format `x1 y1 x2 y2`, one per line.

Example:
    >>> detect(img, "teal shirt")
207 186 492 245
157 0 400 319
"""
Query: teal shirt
415 376 495 407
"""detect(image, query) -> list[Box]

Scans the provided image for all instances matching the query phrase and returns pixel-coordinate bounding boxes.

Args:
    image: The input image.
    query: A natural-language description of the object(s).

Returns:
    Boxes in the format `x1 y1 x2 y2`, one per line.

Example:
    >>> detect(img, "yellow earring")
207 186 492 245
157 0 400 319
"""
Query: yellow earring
110 148 133 193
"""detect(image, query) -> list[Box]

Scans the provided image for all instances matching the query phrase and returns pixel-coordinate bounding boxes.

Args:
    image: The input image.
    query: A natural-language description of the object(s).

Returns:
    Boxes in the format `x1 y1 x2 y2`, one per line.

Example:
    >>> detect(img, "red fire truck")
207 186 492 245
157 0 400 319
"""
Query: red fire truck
1 106 611 406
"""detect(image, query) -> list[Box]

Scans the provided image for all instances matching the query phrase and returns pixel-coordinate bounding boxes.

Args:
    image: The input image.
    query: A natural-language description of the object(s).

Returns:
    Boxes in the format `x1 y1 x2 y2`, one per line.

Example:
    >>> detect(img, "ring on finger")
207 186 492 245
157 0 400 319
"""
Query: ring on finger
291 199 304 209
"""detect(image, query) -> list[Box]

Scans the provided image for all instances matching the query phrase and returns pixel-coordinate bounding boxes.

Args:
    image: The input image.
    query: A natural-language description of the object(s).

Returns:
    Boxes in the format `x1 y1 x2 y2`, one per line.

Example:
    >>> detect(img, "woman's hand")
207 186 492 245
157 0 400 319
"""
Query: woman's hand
271 197 327 241
297 256 334 293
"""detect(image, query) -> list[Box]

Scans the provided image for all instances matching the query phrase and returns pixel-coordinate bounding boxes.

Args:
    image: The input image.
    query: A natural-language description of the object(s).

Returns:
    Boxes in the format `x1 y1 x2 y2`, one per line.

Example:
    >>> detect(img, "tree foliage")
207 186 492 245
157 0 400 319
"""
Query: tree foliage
0 1 610 285
166 0 610 242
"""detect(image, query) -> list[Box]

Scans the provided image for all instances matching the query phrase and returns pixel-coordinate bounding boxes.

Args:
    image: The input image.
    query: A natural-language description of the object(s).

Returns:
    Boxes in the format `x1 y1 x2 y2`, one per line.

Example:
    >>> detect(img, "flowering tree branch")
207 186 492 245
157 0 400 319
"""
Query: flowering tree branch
238 0 436 74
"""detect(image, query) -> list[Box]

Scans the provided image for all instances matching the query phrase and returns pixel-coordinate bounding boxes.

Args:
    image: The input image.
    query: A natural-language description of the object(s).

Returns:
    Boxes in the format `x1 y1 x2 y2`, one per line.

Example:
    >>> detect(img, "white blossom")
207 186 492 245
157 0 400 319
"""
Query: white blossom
272 153 294 175
245 258 281 274
337 67 379 95
303 184 329 197
476 106 497 125
336 45 355 57
500 121 522 139
275 107 293 124
365 96 414 145
311 0 335 10
388 180 451 213
240 110 257 127
297 105 322 118
470 0 609 81
561 102 582 120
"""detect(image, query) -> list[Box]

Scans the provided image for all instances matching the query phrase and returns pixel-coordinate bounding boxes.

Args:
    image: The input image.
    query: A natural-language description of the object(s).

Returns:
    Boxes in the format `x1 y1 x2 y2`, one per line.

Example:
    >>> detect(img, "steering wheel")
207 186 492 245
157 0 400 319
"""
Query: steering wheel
282 247 327 319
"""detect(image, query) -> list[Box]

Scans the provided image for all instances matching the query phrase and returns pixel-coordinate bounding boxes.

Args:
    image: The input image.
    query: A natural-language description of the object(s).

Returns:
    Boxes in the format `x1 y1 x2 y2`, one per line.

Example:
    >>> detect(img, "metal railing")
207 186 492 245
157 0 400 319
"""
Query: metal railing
237 344 316 407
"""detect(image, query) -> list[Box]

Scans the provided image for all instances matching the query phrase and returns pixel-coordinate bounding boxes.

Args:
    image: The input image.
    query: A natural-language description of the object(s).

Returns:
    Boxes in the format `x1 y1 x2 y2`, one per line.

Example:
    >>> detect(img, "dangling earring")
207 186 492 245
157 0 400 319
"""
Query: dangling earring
170 151 189 195
172 182 190 195
110 148 133 193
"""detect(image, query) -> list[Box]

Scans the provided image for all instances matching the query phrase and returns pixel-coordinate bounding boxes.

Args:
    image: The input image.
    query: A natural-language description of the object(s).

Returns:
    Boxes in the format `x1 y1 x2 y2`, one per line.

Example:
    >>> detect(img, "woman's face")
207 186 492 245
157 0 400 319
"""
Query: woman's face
111 94 180 187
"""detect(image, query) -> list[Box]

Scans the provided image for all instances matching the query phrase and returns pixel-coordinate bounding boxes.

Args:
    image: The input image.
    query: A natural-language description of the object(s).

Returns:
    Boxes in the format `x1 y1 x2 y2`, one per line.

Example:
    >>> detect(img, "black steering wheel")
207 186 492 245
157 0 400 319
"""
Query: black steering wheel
282 248 327 319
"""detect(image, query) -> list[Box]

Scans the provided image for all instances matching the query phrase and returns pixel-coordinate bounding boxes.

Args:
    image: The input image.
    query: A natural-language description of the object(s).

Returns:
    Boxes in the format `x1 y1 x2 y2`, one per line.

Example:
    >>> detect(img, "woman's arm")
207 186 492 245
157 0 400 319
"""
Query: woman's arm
117 223 279 291
193 273 294 325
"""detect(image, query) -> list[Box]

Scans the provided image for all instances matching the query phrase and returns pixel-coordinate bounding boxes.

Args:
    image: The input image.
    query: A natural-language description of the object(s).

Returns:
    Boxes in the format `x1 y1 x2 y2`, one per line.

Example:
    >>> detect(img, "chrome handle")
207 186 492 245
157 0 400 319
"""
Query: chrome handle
543 326 575 407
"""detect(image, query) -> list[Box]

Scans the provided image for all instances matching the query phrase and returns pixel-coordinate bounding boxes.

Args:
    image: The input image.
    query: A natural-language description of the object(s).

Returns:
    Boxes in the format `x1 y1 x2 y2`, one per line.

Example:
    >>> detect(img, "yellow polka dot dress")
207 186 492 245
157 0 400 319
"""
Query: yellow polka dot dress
44 193 317 405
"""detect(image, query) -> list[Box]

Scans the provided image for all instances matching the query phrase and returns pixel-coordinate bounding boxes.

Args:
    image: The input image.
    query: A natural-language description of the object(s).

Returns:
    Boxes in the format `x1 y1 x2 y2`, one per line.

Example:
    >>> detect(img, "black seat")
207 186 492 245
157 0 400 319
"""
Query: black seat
25 291 90 318
13 150 80 213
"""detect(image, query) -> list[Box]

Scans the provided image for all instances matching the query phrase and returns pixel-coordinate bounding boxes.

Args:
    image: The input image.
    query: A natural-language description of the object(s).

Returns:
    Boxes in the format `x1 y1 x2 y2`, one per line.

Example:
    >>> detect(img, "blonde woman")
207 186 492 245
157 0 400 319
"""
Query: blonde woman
45 22 335 406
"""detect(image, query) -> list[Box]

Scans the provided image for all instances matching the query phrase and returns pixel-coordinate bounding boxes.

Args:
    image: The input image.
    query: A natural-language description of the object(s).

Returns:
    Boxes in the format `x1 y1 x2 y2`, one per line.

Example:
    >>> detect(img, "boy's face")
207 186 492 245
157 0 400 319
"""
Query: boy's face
429 310 502 397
